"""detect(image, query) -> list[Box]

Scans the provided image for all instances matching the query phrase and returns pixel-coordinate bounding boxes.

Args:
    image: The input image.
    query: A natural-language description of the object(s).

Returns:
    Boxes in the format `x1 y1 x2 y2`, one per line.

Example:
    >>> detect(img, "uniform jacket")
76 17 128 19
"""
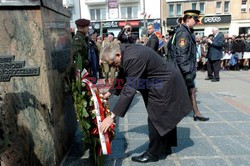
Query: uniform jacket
207 32 224 60
72 31 89 71
146 33 159 52
172 24 197 81
110 44 192 136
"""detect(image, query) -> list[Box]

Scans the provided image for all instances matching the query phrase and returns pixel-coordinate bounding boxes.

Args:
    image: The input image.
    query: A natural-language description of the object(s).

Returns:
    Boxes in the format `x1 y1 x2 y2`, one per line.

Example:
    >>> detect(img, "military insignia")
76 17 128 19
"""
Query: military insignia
178 38 186 47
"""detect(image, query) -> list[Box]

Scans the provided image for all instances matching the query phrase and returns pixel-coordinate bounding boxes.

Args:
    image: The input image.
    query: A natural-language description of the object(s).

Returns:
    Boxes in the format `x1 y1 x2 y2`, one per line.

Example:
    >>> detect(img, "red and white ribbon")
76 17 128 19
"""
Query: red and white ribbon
81 70 112 155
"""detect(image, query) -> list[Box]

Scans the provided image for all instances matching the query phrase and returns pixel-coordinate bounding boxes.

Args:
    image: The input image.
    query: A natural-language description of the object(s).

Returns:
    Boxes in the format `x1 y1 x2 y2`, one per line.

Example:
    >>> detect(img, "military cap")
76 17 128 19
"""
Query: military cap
184 10 200 22
75 18 90 27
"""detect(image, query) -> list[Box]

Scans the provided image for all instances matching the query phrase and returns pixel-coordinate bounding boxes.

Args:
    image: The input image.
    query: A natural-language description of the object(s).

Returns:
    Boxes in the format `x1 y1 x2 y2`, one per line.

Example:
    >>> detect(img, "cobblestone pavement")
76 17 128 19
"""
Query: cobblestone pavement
63 70 250 166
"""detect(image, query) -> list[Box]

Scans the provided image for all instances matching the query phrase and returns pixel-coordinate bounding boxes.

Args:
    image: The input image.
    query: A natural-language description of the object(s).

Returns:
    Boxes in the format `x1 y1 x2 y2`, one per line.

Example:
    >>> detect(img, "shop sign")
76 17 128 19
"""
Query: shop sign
201 15 231 24
103 21 119 28
118 21 140 27
167 15 231 26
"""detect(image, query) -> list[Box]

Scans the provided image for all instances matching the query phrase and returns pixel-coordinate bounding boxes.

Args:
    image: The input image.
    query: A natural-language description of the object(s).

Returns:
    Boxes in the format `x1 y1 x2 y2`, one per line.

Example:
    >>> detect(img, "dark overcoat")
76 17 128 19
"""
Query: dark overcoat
207 32 224 60
110 44 192 136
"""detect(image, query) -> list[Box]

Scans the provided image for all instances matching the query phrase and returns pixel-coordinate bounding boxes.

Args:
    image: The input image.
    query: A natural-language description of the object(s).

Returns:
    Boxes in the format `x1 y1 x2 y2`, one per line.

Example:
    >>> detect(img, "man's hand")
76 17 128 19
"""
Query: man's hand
100 113 115 133
103 92 111 100
207 39 212 44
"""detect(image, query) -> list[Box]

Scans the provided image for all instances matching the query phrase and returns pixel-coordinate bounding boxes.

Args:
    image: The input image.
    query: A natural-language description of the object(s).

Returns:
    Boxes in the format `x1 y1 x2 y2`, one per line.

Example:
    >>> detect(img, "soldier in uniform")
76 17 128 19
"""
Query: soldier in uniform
100 43 193 163
72 19 90 73
171 10 209 121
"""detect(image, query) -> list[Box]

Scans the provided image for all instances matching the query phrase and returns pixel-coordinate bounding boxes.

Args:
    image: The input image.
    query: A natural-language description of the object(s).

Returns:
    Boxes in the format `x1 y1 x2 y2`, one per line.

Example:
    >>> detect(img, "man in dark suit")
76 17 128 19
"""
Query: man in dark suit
146 24 159 53
117 23 135 44
100 43 192 163
206 28 224 82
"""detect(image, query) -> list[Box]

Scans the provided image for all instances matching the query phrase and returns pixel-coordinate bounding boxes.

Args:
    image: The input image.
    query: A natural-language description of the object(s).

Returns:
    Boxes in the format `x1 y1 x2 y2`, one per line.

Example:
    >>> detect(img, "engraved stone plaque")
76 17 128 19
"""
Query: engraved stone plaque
0 55 40 82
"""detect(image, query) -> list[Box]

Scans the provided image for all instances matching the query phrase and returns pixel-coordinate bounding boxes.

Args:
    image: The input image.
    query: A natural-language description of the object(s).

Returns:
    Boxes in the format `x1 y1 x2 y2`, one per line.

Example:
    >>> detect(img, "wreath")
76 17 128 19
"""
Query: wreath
72 69 115 166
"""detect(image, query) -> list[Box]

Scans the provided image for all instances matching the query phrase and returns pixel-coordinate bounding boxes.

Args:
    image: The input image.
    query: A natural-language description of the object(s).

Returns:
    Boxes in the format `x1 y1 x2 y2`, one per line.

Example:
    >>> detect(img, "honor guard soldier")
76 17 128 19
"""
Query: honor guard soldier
171 10 209 121
72 19 90 73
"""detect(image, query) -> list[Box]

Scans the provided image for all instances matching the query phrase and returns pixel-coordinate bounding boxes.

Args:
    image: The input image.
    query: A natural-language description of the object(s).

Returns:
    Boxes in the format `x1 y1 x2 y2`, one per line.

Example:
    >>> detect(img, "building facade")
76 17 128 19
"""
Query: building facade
161 0 250 36
63 0 82 35
79 0 161 38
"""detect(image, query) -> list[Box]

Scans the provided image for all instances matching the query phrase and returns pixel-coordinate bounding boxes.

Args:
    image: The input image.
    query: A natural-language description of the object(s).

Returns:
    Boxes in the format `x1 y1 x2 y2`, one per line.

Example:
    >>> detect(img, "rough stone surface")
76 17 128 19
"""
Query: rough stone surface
0 5 76 166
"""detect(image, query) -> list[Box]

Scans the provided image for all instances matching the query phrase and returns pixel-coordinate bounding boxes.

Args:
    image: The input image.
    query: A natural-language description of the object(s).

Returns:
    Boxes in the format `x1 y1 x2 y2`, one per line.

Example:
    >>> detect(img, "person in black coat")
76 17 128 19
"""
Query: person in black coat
206 27 224 81
146 24 159 53
117 23 135 44
233 36 245 70
171 10 209 122
100 43 192 163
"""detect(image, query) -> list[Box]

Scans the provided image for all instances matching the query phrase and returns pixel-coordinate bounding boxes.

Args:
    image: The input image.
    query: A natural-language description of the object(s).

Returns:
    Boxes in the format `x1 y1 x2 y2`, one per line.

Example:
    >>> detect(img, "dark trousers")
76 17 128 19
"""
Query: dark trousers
147 118 177 156
207 59 221 79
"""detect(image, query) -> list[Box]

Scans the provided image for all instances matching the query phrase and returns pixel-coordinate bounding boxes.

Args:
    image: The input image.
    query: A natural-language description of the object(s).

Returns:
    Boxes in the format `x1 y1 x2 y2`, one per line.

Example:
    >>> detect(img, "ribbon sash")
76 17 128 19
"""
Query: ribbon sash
81 78 112 155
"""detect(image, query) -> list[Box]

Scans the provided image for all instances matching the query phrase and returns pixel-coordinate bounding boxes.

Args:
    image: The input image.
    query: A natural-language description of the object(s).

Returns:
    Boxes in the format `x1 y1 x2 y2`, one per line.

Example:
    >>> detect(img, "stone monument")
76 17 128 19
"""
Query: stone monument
0 0 77 165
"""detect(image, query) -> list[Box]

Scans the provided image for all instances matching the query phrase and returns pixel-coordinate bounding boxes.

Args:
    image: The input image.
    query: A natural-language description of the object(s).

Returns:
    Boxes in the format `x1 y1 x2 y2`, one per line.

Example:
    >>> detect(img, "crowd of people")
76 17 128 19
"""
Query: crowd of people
73 20 250 86
195 33 250 72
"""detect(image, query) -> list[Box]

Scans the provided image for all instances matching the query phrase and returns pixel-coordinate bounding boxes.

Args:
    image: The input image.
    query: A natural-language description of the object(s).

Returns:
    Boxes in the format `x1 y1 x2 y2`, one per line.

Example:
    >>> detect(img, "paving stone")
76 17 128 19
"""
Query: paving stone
127 113 148 125
217 112 250 122
178 116 192 123
105 159 124 166
177 124 203 138
211 137 250 155
229 158 250 166
127 124 148 139
126 140 149 156
231 122 250 136
113 125 125 139
108 139 126 159
196 104 212 113
180 158 227 166
197 122 240 136
205 103 239 112
173 138 218 156
129 158 175 166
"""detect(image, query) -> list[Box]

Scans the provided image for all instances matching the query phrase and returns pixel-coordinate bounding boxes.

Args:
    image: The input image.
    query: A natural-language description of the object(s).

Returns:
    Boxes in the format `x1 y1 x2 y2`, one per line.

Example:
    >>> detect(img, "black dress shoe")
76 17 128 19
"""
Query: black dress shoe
193 115 209 121
211 78 220 82
131 151 159 163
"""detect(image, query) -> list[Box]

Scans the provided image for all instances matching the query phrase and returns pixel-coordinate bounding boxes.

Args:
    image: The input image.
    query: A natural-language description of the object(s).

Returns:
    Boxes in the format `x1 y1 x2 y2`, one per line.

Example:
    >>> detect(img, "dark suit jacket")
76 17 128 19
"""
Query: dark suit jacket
207 32 224 60
117 29 135 44
109 44 192 136
146 33 159 52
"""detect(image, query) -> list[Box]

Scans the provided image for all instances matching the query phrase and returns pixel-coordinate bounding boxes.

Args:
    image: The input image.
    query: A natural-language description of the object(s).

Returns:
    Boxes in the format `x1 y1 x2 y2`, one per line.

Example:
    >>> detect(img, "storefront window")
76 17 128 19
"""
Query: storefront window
200 2 205 14
224 1 230 13
192 3 197 10
169 4 174 16
90 8 106 21
176 4 181 16
216 1 222 13
219 28 229 34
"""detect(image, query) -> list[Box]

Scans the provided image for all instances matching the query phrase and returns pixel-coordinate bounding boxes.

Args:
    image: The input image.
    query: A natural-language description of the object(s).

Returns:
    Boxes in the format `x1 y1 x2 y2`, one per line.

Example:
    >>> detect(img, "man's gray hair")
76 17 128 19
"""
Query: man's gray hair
147 24 154 28
212 27 219 31
101 42 121 60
